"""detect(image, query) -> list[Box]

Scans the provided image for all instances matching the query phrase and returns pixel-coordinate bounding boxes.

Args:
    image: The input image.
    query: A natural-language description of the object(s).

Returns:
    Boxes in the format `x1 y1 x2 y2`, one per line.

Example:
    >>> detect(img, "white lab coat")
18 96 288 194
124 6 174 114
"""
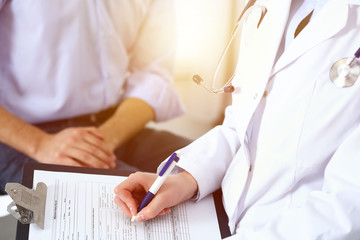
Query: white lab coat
176 0 360 239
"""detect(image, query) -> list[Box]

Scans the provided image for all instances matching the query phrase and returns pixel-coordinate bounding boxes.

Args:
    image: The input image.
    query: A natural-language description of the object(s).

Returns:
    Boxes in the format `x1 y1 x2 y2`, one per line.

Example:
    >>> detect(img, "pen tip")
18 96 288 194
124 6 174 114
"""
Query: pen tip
131 216 136 222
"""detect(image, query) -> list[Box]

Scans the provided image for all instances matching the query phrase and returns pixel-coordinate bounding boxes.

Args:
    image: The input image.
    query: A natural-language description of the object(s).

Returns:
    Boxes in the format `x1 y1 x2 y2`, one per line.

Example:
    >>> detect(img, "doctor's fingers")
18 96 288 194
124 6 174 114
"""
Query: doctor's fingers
114 185 140 218
114 195 135 218
114 172 158 216
113 195 171 220
135 190 178 222
136 172 199 222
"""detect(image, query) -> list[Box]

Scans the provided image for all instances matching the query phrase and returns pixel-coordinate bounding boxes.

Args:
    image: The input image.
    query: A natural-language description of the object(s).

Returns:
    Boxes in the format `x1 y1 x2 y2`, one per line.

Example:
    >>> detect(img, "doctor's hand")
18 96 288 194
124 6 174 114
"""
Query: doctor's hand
34 127 116 169
114 171 198 222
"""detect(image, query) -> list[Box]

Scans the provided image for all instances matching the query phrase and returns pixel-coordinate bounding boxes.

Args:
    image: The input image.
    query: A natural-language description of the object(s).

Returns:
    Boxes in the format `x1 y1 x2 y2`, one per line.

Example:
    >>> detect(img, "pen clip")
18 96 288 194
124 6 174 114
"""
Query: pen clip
159 153 179 176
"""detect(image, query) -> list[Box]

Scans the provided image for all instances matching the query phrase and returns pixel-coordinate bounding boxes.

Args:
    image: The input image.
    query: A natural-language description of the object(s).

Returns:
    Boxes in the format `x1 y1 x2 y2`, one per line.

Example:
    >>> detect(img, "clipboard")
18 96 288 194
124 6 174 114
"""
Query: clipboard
13 162 231 239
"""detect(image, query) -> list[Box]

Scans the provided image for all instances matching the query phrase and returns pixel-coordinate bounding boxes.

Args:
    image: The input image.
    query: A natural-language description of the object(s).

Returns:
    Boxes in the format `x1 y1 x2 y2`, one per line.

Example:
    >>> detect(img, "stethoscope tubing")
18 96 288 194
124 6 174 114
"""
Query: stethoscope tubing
193 2 267 94
194 2 360 92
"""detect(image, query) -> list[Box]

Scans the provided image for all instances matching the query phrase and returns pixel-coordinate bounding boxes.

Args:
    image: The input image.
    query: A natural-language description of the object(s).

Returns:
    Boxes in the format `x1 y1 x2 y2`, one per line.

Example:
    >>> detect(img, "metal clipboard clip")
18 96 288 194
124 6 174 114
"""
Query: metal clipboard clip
5 182 47 229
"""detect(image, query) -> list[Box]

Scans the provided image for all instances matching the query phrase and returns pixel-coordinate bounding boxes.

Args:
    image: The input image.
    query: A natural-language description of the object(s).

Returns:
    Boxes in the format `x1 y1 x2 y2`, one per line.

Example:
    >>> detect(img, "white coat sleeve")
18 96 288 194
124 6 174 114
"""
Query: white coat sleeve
175 106 241 200
226 123 360 239
124 0 185 122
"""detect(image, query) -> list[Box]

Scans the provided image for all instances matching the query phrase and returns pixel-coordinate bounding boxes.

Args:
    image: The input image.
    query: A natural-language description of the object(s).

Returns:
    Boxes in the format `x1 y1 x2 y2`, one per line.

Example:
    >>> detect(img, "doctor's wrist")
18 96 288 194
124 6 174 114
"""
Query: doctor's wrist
177 171 198 200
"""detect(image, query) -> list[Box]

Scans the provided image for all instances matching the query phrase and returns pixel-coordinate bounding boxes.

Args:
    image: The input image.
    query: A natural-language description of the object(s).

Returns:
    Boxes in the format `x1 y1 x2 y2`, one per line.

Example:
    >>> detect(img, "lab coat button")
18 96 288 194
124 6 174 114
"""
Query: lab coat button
263 91 268 97
249 164 253 172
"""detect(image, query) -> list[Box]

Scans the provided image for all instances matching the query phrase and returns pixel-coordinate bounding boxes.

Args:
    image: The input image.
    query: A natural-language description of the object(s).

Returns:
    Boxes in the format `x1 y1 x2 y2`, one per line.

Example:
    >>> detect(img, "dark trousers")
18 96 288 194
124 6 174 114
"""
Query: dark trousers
0 112 192 194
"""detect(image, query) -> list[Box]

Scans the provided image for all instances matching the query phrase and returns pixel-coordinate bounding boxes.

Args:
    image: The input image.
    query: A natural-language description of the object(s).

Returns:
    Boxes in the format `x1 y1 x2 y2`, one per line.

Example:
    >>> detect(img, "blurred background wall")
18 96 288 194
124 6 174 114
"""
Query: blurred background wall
149 0 244 140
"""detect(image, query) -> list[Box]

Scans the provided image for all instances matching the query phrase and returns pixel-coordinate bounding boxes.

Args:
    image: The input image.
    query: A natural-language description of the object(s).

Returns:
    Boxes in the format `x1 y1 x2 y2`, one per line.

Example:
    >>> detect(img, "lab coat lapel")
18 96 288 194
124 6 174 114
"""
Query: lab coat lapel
227 1 292 228
272 0 349 74
233 0 291 142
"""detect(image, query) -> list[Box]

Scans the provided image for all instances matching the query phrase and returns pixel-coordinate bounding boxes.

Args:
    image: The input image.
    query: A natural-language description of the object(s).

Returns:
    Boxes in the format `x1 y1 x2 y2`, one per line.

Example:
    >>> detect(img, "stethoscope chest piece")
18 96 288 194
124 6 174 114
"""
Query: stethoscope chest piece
330 56 360 88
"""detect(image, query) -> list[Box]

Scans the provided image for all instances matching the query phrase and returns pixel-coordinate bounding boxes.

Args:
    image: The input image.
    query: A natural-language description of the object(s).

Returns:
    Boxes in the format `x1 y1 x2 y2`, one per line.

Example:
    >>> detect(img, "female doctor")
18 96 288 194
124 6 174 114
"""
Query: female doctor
114 0 360 239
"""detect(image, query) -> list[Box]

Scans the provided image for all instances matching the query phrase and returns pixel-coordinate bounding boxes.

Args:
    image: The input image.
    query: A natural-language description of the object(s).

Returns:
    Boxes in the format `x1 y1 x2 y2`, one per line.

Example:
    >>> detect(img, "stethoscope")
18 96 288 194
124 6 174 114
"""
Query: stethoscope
193 0 266 94
193 0 360 93
330 47 360 88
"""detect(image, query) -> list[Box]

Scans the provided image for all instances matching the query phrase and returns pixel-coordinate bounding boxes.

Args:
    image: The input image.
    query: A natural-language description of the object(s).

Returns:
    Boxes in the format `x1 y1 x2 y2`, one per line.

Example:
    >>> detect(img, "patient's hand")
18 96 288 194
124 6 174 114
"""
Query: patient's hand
35 127 116 169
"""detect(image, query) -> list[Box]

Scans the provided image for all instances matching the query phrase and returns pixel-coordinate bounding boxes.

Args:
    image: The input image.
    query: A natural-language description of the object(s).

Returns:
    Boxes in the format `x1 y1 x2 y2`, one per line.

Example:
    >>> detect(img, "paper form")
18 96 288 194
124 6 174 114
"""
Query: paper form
29 170 221 240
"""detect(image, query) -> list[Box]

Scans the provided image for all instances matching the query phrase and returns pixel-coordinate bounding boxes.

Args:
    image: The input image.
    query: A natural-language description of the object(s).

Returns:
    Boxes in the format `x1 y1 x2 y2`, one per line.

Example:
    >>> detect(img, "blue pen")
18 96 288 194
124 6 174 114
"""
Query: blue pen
132 152 180 221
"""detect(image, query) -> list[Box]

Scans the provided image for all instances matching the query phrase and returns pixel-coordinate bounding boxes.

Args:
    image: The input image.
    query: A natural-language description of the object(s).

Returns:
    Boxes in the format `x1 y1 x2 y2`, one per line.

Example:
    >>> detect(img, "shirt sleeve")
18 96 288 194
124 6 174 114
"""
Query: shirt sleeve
226 123 360 239
0 0 6 10
124 0 185 122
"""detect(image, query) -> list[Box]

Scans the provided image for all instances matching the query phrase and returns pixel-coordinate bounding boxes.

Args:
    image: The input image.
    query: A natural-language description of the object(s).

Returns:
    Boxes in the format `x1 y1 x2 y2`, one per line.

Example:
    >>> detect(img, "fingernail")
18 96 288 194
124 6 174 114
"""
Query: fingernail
111 162 116 168
129 207 136 216
158 210 166 216
137 214 146 222
104 165 110 169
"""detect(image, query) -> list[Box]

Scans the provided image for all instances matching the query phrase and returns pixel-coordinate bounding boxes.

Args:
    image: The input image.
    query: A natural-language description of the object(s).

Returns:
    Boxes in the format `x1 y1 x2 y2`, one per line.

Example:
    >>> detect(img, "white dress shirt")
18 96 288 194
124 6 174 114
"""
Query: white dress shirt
0 0 184 123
